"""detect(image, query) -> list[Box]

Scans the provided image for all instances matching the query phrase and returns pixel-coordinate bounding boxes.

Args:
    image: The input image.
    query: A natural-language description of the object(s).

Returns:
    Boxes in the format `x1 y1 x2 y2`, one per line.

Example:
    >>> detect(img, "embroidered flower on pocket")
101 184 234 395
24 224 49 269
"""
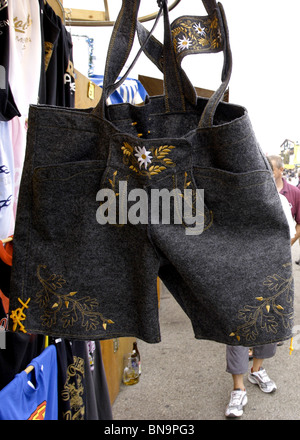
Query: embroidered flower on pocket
134 146 153 170
122 142 176 177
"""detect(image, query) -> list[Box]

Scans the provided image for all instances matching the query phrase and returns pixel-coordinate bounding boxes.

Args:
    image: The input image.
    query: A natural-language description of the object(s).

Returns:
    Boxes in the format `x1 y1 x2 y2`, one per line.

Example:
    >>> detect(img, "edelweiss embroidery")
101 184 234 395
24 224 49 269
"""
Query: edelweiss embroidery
122 142 176 177
171 11 222 60
35 264 114 332
230 263 293 343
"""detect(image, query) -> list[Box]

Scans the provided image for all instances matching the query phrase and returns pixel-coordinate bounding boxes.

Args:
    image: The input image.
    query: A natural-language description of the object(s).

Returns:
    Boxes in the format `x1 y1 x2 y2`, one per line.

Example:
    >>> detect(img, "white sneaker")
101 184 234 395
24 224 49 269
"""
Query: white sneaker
225 389 248 418
248 367 277 393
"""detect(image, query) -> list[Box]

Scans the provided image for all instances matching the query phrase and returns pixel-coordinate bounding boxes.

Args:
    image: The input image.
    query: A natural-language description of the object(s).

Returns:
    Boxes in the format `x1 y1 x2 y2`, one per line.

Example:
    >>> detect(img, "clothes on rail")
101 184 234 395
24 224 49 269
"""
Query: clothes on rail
0 237 112 420
0 0 75 236
7 0 42 118
0 337 112 420
0 2 20 122
0 122 14 238
54 338 113 420
0 345 58 420
39 0 75 107
0 237 46 392
0 1 113 421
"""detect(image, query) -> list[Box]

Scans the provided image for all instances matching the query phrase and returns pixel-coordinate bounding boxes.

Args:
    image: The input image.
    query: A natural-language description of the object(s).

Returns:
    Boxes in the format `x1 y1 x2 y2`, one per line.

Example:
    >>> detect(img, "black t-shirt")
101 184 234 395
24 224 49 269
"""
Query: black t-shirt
0 2 20 121
39 1 75 107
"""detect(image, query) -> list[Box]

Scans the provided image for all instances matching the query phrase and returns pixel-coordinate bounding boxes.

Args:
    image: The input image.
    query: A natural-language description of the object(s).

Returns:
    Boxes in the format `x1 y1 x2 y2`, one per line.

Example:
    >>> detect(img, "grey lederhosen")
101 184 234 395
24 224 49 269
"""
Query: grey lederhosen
226 344 277 375
8 0 294 346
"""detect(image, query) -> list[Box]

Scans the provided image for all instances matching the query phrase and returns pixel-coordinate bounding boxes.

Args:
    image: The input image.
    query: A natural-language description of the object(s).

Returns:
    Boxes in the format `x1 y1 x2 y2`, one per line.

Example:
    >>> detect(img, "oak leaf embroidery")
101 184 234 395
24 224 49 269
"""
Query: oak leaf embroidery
230 264 293 343
35 264 114 332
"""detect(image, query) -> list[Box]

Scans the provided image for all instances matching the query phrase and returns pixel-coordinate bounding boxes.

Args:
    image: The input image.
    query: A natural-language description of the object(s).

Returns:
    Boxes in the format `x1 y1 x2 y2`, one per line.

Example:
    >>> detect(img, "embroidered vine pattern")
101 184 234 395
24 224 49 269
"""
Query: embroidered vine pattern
230 263 293 343
122 141 176 177
35 264 114 332
171 11 222 58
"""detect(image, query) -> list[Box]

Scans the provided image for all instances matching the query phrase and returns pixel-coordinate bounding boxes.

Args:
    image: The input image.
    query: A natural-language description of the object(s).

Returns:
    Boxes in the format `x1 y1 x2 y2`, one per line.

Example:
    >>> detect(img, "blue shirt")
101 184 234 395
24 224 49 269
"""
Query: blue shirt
0 345 58 420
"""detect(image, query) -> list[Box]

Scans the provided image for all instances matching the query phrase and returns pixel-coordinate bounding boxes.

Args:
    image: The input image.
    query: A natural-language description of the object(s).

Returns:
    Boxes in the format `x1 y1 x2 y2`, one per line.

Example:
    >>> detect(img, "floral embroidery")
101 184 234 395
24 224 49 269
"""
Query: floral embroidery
134 146 153 170
230 263 293 343
177 35 193 52
35 265 114 332
171 11 222 60
193 22 206 37
122 142 176 177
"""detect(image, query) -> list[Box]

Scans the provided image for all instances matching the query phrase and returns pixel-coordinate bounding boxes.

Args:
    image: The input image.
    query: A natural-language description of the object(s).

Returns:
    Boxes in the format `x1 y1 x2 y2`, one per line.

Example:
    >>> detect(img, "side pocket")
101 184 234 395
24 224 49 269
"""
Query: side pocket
32 160 106 241
192 167 287 234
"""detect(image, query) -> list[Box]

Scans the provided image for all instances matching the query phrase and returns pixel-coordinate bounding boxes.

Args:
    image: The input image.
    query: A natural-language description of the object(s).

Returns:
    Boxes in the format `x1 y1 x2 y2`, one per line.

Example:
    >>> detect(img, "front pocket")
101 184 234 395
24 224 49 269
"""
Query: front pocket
192 167 286 232
32 160 106 241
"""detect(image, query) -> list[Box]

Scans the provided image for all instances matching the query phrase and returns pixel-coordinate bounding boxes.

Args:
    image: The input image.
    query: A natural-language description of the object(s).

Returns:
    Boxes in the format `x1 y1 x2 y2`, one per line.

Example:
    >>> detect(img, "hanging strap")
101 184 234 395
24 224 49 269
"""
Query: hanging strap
94 0 232 128
199 2 232 127
137 2 232 127
94 0 160 118
202 0 218 15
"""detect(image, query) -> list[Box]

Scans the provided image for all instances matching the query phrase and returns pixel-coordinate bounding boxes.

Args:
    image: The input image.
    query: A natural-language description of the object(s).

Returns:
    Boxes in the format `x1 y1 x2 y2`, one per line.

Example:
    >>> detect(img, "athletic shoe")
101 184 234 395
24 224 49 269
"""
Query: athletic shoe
248 367 277 393
225 389 248 418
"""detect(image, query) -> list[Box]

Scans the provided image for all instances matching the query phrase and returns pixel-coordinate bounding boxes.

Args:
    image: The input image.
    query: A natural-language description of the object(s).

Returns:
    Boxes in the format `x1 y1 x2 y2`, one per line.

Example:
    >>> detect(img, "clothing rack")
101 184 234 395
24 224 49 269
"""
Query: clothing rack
53 0 182 27
24 365 34 374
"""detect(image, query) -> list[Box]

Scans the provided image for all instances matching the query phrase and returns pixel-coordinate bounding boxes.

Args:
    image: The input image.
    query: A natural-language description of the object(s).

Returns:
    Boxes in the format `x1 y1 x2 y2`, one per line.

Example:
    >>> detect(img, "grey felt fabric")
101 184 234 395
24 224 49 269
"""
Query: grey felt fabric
9 0 294 347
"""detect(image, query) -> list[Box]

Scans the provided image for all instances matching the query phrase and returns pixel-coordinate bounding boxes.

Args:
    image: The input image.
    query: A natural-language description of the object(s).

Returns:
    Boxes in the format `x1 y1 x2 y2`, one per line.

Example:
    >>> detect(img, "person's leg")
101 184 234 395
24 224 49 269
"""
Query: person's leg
248 343 277 393
226 345 249 387
225 346 249 418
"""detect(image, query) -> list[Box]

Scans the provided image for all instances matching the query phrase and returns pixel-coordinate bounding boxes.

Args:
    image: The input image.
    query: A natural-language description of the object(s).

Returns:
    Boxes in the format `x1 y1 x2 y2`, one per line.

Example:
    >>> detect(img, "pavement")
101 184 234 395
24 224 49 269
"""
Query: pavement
112 243 300 421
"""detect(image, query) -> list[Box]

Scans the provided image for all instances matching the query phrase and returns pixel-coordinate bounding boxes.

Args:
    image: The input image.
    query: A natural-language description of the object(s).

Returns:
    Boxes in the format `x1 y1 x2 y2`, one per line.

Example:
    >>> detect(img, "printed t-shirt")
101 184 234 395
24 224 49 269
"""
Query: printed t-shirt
0 345 58 420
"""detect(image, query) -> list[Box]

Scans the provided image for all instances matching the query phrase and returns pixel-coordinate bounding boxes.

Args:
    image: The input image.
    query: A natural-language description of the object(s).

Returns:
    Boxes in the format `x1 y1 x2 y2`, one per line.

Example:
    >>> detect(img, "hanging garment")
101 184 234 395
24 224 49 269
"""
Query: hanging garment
38 1 75 107
54 339 87 420
90 341 113 420
0 345 58 420
90 75 148 105
0 331 44 392
0 1 20 121
86 340 113 420
0 237 45 392
0 122 14 238
38 0 60 105
7 0 42 117
9 0 294 347
53 338 112 420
